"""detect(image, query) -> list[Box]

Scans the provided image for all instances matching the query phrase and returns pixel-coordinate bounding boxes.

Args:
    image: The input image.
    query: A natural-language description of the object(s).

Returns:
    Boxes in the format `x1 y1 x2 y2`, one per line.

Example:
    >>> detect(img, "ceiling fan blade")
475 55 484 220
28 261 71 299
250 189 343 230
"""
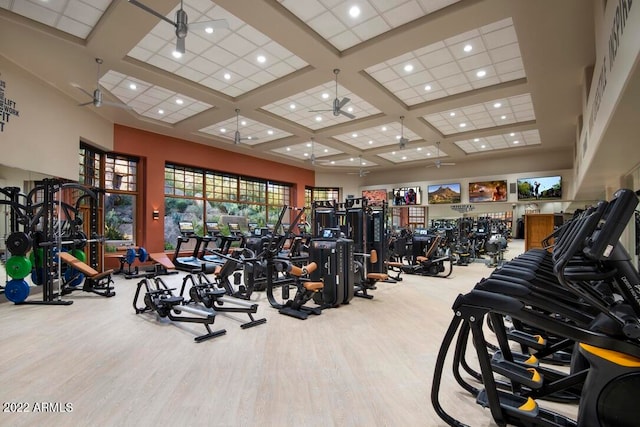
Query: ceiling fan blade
175 37 186 54
101 101 134 110
73 86 95 99
127 0 176 26
339 110 355 119
77 101 94 107
337 97 350 109
190 19 230 31
308 109 332 113
441 162 456 166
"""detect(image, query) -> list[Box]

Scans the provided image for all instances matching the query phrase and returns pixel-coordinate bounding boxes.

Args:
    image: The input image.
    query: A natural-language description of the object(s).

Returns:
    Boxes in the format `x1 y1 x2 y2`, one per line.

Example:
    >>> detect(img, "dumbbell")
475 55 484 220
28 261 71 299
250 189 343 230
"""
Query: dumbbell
124 247 149 265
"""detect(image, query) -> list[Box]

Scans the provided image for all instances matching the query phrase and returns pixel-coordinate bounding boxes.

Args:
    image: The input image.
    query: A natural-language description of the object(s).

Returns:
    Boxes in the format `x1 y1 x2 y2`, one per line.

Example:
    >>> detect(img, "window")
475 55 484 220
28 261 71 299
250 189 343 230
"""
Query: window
104 154 139 244
164 164 292 249
79 144 102 187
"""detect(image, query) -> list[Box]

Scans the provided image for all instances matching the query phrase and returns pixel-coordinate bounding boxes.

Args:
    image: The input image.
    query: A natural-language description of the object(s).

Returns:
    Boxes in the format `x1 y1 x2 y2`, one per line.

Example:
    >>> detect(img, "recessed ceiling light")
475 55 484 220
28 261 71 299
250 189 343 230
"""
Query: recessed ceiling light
352 133 358 137
306 143 312 147
175 98 184 105
247 136 253 140
493 102 502 108
158 109 164 114
304 153 309 157
322 92 329 99
501 115 507 120
481 144 486 148
402 156 407 160
464 44 473 53
362 161 366 165
474 138 480 142
476 70 487 78
417 147 422 151
391 151 396 155
224 73 231 80
289 103 296 110
424 84 432 91
129 83 137 90
240 120 247 126
286 147 291 151
347 107 353 112
395 135 401 140
205 27 214 34
172 50 182 59
510 132 515 137
330 161 335 165
513 140 519 144
449 112 456 117
349 5 361 18
257 55 266 63
404 64 414 72
381 126 387 131
267 130 274 135
368 140 373 145
220 128 226 133
350 158 354 162
324 149 329 153
315 116 322 122
427 152 431 156
459 123 466 128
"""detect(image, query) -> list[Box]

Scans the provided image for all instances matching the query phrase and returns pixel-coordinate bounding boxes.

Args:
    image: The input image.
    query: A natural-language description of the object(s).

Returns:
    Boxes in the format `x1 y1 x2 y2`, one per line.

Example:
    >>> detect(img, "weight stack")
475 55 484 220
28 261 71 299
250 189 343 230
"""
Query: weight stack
309 237 354 307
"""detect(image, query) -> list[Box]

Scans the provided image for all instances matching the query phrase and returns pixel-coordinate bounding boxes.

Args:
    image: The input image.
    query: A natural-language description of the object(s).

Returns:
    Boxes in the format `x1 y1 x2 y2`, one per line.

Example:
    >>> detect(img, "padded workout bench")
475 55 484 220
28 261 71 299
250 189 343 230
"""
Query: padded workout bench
58 252 115 297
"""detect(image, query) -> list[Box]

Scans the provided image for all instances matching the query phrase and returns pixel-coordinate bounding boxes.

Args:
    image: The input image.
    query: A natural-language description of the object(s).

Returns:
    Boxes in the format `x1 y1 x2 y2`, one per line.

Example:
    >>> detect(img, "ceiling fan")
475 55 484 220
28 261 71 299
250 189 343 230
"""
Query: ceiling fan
73 58 132 110
347 156 370 177
128 0 229 56
427 142 456 168
398 116 409 149
309 69 355 119
229 109 258 145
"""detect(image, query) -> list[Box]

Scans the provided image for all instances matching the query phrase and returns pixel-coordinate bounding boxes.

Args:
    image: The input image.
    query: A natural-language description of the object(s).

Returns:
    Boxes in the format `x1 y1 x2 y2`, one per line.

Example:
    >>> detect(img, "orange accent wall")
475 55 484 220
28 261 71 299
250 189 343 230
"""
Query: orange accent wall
113 124 315 253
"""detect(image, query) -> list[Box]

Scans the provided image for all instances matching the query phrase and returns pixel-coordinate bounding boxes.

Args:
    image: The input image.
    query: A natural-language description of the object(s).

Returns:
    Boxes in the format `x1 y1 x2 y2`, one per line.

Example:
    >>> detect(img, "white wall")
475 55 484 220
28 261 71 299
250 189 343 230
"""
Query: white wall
0 55 113 180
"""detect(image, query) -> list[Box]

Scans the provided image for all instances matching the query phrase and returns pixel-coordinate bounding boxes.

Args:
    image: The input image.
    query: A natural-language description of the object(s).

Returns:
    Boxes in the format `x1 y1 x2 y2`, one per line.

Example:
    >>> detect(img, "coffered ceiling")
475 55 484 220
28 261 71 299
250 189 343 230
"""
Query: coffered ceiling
0 0 595 182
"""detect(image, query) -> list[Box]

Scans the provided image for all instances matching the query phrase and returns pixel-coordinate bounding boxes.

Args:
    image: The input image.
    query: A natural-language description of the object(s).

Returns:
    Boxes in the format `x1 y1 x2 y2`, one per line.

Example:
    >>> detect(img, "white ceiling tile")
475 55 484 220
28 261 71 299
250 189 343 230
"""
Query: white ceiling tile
217 33 256 57
280 0 326 20
369 68 399 83
416 0 460 14
489 43 521 63
57 16 91 38
495 57 524 74
369 0 406 14
64 1 102 24
146 55 182 73
444 29 481 47
418 48 454 68
13 1 57 26
483 25 518 49
236 24 271 46
429 62 461 79
184 33 214 55
308 11 346 38
480 17 513 34
383 1 424 27
227 58 261 77
438 74 466 88
262 41 295 61
457 52 492 71
201 45 237 66
352 15 391 40
175 66 207 83
330 31 361 51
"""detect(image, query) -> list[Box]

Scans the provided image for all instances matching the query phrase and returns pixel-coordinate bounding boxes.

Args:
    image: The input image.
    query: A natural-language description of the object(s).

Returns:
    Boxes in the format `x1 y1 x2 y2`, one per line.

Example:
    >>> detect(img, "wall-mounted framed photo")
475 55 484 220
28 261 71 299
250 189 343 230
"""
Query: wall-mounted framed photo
391 186 422 205
362 189 388 206
517 176 562 201
427 183 461 204
469 180 507 202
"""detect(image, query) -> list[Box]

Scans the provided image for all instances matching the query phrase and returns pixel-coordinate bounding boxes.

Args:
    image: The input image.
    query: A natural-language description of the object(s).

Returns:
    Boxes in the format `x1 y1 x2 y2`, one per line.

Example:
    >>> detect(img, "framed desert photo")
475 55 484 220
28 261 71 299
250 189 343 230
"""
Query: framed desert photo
427 183 461 204
517 176 562 201
469 180 507 203
362 188 388 206
391 187 422 205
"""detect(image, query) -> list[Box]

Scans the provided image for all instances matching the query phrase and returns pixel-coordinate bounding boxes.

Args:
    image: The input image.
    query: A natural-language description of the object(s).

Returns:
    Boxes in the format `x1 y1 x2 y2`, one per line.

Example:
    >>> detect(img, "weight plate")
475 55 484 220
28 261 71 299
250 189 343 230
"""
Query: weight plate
31 268 44 286
29 248 44 268
5 279 30 303
138 247 149 263
74 231 87 249
125 248 136 265
5 255 33 280
64 268 84 287
71 249 86 263
6 232 32 256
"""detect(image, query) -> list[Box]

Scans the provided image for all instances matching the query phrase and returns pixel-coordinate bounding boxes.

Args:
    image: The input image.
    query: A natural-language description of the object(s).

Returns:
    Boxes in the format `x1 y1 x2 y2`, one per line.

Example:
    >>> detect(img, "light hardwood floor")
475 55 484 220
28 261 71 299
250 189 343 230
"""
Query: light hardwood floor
0 240 578 427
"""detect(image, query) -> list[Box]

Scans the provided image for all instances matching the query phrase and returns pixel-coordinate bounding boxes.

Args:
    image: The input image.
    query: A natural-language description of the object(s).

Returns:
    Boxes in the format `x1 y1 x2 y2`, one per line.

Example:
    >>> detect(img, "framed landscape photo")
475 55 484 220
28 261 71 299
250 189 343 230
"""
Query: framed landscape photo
362 189 388 206
469 180 507 203
391 187 422 205
427 183 461 204
517 176 562 201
